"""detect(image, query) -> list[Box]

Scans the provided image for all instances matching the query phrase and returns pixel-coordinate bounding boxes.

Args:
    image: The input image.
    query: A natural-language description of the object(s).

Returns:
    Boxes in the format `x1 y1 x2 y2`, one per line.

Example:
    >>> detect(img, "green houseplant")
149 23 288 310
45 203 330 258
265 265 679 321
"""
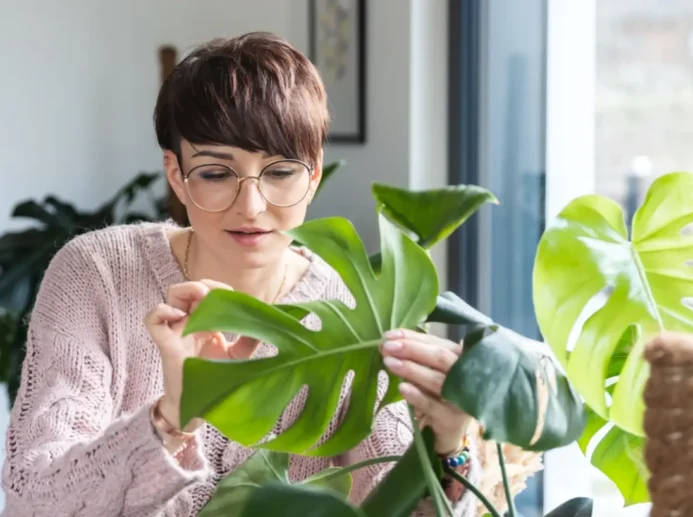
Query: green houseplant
531 172 693 507
177 179 628 517
0 172 166 404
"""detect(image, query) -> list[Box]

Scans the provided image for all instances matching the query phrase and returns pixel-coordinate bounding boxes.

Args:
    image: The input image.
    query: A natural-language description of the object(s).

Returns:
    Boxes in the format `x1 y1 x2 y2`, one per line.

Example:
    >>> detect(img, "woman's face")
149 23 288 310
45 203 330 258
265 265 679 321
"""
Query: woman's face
165 139 322 269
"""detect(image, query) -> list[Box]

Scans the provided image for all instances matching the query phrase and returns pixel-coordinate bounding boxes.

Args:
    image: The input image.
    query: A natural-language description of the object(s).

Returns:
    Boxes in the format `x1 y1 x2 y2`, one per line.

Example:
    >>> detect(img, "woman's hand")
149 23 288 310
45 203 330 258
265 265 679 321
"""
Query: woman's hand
380 328 472 456
144 279 260 429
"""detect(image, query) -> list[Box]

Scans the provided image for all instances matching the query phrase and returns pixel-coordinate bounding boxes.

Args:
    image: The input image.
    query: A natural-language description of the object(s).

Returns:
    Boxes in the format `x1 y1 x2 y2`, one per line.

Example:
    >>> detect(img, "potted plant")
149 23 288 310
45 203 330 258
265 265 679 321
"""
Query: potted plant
174 169 681 515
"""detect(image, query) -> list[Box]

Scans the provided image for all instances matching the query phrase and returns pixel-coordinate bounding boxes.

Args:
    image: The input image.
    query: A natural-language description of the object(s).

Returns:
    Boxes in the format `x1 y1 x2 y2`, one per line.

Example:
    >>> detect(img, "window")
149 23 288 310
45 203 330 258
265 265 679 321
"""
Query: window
449 0 547 515
596 0 693 213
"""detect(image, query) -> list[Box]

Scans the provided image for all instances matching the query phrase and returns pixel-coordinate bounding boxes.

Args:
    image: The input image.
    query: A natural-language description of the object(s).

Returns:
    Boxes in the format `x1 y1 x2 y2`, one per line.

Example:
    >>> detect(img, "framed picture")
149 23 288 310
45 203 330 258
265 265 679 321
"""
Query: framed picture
309 0 366 143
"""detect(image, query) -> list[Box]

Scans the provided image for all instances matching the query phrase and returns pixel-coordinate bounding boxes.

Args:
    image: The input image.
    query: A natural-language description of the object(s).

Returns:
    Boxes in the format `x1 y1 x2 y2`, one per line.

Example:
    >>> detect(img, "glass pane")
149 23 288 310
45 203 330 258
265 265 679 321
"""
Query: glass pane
477 0 547 515
596 0 693 216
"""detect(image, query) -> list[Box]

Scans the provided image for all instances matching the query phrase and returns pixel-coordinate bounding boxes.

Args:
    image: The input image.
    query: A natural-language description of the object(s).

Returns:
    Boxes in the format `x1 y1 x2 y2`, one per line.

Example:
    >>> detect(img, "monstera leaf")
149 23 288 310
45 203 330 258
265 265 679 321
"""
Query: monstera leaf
428 292 585 450
577 407 648 507
533 171 693 435
222 427 441 517
199 449 353 517
241 484 364 517
181 214 439 455
372 183 497 248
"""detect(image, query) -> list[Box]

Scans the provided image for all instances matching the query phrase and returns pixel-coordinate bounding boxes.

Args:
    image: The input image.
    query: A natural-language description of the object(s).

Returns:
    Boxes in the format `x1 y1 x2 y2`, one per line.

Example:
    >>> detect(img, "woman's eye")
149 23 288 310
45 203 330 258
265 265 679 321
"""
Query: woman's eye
198 170 234 181
266 169 295 178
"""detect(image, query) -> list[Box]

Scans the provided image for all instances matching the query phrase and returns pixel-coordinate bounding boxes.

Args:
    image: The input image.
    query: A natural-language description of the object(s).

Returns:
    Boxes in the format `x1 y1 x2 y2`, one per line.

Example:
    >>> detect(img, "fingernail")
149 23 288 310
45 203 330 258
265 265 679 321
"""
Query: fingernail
171 308 187 318
383 356 402 370
385 329 404 339
383 340 402 352
399 382 414 396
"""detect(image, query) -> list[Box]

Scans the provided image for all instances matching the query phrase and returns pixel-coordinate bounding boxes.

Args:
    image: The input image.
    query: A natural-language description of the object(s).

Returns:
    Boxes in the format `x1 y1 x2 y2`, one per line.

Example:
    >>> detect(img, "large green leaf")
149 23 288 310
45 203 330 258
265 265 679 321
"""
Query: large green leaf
533 171 693 435
372 183 497 248
199 449 352 517
428 292 585 450
240 483 364 517
578 407 648 506
181 214 439 455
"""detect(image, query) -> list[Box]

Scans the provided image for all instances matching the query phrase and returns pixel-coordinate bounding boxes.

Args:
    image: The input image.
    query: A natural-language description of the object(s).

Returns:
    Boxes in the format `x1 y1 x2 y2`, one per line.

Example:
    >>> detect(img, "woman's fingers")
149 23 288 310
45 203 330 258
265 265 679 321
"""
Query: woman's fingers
380 329 462 377
166 282 211 312
381 338 460 374
399 382 462 432
199 332 232 359
383 355 447 396
145 303 187 347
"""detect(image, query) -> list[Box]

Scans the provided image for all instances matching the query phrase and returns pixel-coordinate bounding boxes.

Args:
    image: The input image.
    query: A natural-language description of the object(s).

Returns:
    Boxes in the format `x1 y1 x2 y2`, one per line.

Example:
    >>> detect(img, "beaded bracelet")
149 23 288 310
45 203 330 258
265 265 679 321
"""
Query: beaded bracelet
442 447 471 469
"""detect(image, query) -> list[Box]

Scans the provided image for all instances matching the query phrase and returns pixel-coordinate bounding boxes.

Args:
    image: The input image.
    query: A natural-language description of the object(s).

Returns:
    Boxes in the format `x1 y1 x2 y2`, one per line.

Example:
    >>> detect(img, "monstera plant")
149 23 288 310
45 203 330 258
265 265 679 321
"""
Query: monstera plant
532 171 693 507
179 182 594 517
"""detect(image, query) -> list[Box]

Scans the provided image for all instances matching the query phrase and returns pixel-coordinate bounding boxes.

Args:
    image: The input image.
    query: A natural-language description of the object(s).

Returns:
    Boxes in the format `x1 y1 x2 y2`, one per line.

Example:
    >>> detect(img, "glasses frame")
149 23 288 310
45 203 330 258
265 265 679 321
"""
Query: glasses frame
182 158 313 212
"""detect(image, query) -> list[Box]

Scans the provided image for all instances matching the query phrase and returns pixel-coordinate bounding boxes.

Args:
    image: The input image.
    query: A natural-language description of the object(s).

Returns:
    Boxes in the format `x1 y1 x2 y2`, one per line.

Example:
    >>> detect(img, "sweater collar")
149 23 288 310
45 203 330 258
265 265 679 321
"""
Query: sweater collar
139 220 333 304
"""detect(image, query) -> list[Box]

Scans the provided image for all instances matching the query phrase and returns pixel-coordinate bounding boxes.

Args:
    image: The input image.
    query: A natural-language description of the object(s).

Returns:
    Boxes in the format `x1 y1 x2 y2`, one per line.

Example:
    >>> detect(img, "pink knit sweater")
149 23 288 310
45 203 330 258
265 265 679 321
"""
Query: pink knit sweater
0 221 480 517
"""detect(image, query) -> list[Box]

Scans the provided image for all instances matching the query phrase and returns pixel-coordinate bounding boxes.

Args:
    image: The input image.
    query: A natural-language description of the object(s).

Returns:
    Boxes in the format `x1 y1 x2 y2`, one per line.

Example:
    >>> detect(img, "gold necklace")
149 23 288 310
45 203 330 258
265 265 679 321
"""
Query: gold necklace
182 228 288 303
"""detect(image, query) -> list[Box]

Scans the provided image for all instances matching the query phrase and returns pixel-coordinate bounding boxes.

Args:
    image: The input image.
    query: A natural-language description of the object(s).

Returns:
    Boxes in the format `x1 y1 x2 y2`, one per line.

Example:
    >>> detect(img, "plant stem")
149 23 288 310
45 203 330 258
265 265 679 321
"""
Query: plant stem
443 467 502 517
310 455 403 484
496 442 516 517
406 404 449 517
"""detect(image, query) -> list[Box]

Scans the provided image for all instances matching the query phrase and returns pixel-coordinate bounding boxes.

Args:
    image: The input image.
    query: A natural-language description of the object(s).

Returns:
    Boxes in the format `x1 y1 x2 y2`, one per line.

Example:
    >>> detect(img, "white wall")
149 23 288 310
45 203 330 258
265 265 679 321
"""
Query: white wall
0 0 448 509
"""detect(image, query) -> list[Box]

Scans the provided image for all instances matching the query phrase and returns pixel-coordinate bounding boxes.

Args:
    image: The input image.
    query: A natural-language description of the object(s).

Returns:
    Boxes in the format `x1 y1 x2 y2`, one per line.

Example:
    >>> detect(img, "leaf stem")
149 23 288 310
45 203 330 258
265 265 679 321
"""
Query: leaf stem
308 455 403 484
443 467 502 517
496 442 516 517
406 404 450 517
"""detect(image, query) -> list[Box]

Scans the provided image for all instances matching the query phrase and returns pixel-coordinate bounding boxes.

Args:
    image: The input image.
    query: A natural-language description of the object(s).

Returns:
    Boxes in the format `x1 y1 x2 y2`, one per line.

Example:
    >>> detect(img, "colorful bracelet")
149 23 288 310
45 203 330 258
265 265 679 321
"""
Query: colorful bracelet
442 447 471 469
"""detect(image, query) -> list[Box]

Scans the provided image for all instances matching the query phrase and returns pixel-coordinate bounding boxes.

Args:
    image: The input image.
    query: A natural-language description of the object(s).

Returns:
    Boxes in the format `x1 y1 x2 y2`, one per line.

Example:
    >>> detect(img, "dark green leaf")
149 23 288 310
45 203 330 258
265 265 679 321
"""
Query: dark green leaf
441 322 585 450
12 200 59 226
426 291 493 327
0 229 51 253
361 427 439 517
199 447 353 517
316 160 346 196
181 214 439 455
300 468 353 498
198 449 289 516
544 497 593 517
372 182 497 248
240 483 364 517
0 242 57 308
43 196 79 219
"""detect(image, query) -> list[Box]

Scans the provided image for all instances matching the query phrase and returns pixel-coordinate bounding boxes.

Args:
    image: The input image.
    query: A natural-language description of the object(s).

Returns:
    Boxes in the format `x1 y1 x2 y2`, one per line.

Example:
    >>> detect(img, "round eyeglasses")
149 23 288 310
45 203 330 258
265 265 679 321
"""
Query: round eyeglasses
183 159 312 212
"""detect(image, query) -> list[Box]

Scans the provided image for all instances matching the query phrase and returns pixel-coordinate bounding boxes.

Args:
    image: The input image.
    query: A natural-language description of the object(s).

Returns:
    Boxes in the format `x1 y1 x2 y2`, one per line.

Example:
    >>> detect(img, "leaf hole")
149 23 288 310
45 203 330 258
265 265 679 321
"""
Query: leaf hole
566 285 612 352
681 297 693 312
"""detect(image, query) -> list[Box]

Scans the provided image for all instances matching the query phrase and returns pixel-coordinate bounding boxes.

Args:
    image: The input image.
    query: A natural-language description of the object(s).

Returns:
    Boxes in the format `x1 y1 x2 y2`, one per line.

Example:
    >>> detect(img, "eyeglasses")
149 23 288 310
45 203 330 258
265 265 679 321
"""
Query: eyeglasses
183 159 312 212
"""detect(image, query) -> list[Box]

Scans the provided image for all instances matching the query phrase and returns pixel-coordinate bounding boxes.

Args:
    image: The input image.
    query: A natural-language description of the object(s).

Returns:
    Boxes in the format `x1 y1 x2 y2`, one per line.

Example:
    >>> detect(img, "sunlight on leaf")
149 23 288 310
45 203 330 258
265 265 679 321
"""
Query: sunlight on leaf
533 172 693 435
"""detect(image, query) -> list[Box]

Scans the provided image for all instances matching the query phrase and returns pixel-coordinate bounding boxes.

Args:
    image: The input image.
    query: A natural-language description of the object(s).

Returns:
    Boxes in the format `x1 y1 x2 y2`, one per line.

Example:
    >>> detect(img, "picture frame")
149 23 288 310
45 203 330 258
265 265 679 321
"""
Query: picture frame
309 0 366 143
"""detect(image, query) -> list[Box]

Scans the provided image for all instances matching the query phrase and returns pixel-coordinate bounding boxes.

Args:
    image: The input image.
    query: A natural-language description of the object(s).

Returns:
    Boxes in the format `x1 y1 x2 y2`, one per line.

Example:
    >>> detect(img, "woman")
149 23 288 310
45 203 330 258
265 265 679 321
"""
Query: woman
1 32 540 516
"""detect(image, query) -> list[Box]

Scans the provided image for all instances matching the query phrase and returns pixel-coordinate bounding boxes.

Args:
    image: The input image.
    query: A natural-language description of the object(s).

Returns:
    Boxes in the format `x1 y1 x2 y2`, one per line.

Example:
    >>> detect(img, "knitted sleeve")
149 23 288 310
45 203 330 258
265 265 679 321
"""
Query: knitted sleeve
1 239 210 516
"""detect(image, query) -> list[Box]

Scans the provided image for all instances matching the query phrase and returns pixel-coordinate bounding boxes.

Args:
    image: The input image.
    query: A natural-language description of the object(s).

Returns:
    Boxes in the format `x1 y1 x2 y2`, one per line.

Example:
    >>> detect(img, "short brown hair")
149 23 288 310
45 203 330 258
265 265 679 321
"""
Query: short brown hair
153 32 329 165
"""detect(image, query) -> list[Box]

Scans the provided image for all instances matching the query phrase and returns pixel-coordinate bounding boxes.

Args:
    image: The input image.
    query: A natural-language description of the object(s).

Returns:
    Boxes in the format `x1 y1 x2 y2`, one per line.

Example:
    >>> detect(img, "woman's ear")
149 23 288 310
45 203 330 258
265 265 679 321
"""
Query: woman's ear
164 150 187 205
309 148 324 199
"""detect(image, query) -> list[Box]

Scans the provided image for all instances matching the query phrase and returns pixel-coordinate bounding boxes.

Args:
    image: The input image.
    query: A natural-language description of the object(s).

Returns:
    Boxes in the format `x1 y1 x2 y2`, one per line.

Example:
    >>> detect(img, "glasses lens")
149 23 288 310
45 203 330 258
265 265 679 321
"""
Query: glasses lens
259 160 311 207
186 166 238 211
